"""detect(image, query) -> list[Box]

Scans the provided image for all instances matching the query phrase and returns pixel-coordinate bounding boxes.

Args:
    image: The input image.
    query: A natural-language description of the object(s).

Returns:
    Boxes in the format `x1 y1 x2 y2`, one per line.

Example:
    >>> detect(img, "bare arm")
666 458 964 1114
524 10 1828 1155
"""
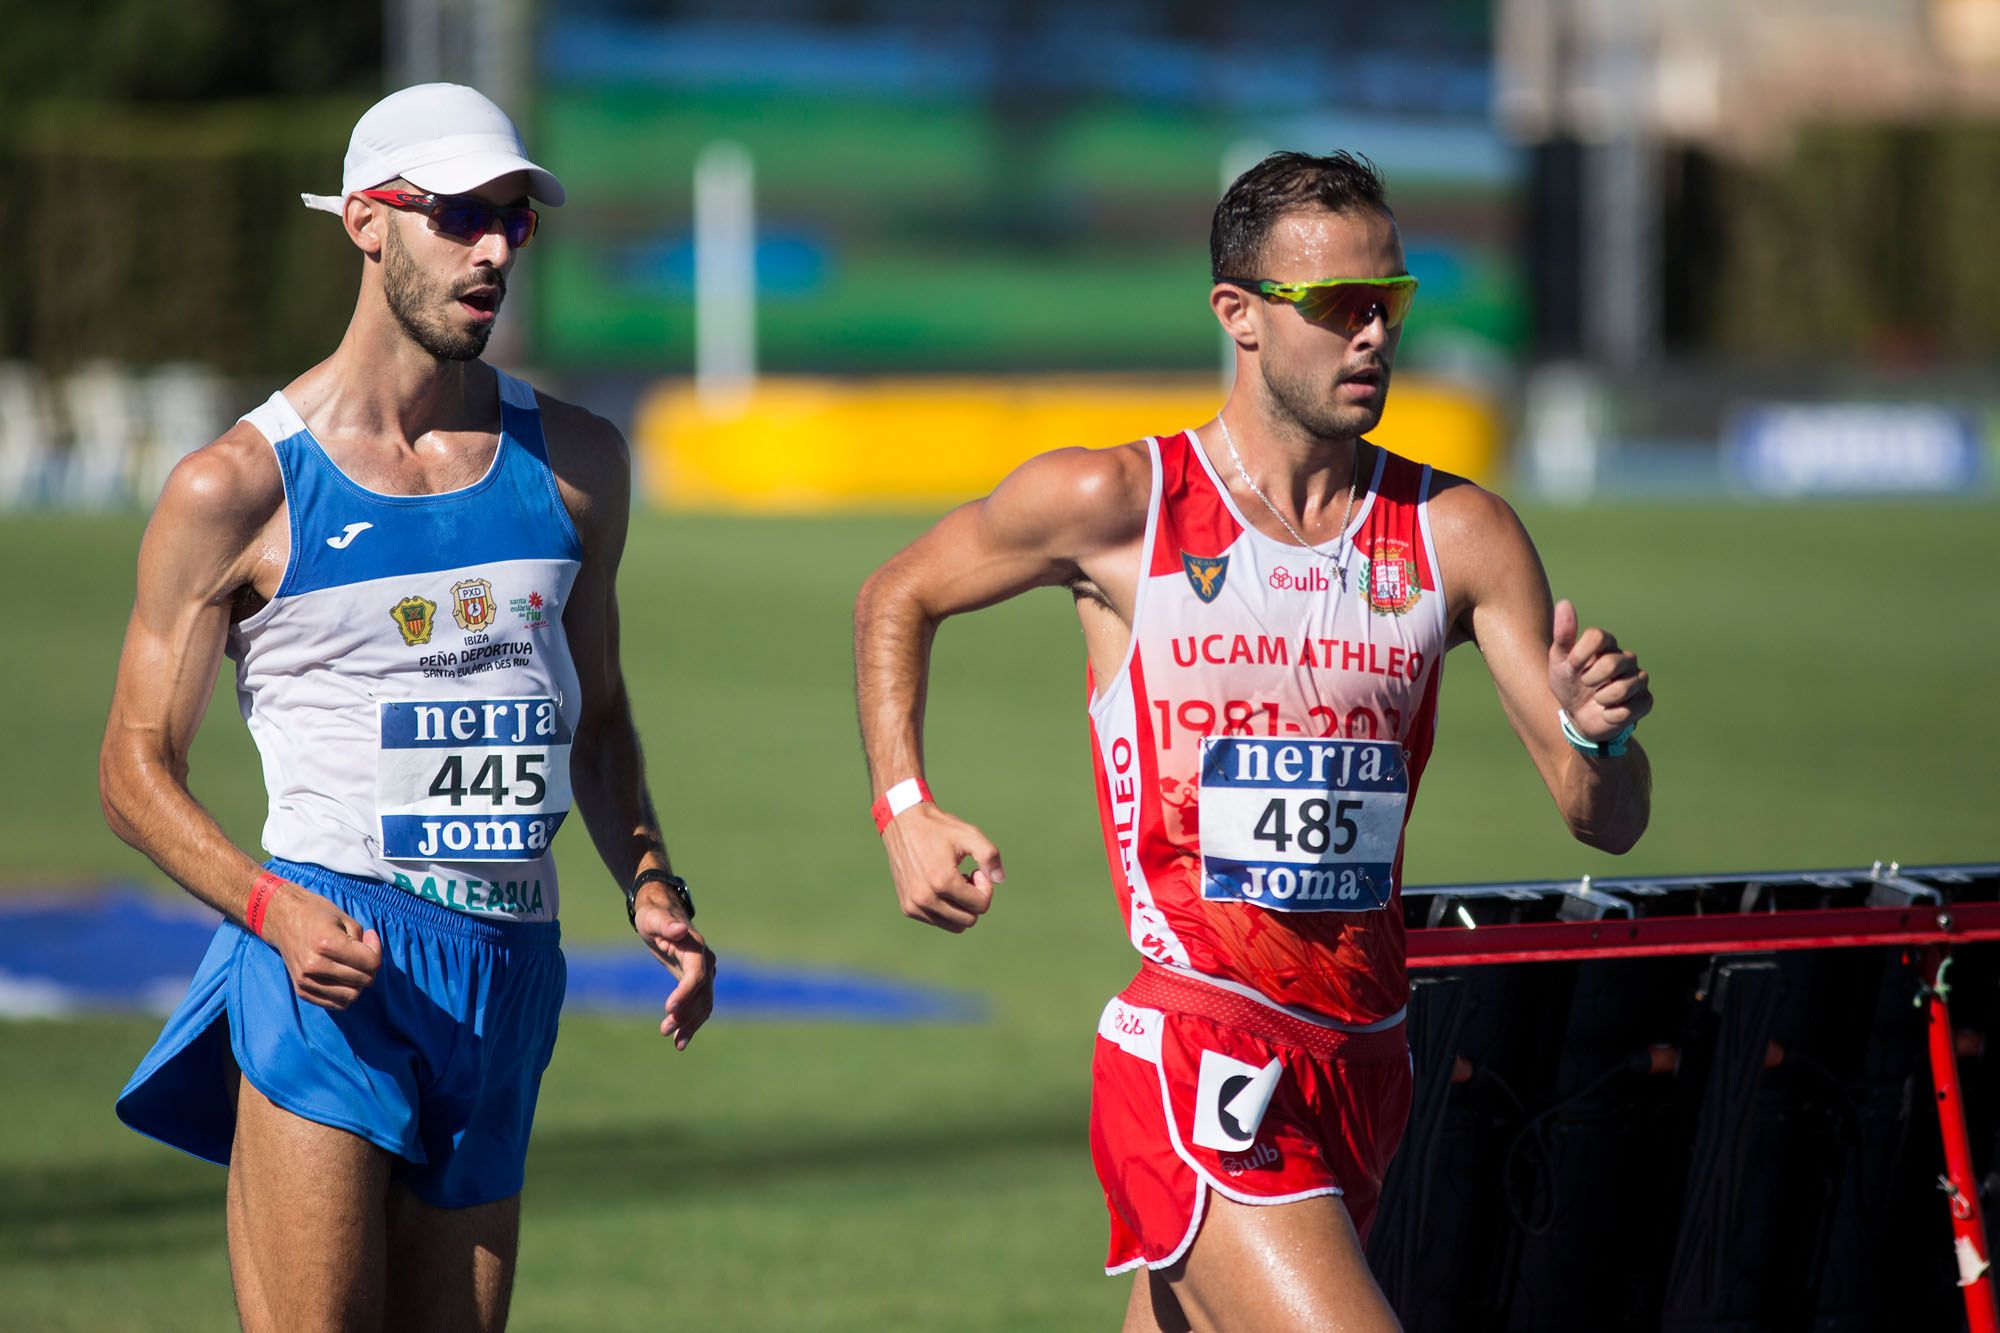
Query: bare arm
544 398 714 1048
853 443 1150 930
99 428 382 1007
1432 480 1653 854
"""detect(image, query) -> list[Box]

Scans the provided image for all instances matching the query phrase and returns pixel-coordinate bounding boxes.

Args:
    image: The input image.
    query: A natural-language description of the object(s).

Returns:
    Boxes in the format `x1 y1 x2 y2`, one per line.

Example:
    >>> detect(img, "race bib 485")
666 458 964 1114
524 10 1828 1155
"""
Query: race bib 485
1197 736 1408 912
377 698 572 861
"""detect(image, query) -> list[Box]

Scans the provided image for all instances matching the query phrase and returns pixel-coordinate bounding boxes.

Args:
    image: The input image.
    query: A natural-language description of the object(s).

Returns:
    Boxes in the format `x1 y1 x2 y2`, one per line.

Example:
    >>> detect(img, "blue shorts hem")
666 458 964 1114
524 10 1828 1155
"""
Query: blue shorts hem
235 1069 424 1167
222 928 427 1166
404 1175 528 1210
113 1113 231 1170
119 869 563 1209
115 925 240 1166
115 925 427 1168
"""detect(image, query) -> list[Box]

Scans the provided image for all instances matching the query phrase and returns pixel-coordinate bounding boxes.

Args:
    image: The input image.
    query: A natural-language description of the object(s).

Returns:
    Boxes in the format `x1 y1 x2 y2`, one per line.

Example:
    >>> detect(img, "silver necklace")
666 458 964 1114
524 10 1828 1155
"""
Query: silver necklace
1217 415 1361 582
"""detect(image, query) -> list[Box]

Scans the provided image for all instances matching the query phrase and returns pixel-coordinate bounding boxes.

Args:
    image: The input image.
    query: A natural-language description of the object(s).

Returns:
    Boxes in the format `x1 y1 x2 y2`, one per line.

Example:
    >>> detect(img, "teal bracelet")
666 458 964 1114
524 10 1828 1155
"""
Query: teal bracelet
1560 708 1635 757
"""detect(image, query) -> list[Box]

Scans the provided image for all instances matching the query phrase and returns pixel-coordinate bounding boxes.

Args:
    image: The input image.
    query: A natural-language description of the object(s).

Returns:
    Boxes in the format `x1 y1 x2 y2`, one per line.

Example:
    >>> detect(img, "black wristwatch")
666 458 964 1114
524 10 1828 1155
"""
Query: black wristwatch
626 868 694 927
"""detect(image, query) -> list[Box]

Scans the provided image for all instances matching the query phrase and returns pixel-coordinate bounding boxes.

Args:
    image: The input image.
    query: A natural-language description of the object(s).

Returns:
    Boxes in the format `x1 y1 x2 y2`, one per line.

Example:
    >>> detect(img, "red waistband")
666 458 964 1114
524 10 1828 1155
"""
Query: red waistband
1121 962 1408 1063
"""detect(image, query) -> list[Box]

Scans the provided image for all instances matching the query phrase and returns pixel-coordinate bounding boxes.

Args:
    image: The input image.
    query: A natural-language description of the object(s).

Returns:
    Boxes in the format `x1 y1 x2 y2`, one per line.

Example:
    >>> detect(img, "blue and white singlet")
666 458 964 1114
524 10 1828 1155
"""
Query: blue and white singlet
228 369 582 922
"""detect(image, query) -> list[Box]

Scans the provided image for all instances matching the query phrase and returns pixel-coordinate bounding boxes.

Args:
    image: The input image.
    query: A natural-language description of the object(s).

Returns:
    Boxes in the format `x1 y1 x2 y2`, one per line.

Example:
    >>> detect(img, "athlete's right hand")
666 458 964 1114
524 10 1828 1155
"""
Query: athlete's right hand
262 883 383 1010
883 804 1006 933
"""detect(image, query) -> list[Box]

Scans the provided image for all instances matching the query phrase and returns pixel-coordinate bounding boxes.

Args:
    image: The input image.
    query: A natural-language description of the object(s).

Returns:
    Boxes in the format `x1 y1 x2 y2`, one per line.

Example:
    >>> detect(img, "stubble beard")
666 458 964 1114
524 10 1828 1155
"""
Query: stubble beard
382 222 492 363
1259 353 1387 446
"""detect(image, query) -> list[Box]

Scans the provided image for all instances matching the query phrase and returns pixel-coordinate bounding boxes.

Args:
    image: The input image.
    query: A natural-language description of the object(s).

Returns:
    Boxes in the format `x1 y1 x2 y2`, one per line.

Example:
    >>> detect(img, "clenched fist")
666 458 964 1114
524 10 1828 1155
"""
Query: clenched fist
262 881 382 1011
1548 599 1652 746
882 802 1006 933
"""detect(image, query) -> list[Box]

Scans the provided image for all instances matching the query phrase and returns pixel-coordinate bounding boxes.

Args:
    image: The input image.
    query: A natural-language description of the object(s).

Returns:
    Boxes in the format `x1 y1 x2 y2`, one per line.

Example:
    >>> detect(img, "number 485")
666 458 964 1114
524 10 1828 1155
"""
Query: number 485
1252 797 1361 855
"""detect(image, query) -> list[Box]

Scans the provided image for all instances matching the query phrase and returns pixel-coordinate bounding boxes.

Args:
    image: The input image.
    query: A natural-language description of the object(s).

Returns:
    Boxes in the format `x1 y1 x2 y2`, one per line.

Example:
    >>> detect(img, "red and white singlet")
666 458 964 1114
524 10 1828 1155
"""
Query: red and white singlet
1087 428 1448 1026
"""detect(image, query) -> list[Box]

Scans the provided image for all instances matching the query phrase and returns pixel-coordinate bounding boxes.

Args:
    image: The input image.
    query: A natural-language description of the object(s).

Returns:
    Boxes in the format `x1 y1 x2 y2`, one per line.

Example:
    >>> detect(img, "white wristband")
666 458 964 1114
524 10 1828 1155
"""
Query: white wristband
871 776 935 833
884 777 927 817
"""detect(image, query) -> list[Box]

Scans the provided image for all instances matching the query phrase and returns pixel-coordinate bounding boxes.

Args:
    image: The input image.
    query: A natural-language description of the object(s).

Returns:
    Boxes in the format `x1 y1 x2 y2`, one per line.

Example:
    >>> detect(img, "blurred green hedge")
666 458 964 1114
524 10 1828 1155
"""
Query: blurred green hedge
0 98 372 377
1673 122 2000 361
7 103 1997 376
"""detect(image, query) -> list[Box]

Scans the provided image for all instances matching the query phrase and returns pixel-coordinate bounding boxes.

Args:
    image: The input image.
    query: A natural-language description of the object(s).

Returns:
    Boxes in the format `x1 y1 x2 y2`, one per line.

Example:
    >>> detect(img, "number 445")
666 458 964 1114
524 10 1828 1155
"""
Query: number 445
428 753 548 807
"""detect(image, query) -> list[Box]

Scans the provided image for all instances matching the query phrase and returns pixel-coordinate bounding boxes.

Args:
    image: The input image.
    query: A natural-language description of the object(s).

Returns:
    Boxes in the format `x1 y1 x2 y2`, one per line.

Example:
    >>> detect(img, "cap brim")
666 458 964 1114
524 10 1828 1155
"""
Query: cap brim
404 153 566 206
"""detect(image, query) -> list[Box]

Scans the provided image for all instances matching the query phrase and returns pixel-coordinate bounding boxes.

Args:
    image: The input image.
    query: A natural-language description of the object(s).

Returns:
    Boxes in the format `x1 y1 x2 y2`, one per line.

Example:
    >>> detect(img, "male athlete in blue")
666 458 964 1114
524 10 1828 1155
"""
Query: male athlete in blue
99 84 714 1331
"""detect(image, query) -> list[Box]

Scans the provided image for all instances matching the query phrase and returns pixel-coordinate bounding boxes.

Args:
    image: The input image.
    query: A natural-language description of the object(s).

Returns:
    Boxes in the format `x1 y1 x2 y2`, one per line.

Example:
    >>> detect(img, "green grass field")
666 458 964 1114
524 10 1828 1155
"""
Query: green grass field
2 500 1996 1330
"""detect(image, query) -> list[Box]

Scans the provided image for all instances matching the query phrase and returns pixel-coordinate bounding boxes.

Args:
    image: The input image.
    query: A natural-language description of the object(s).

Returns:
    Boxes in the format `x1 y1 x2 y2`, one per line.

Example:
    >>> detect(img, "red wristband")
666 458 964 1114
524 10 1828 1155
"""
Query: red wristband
871 777 933 834
245 871 282 938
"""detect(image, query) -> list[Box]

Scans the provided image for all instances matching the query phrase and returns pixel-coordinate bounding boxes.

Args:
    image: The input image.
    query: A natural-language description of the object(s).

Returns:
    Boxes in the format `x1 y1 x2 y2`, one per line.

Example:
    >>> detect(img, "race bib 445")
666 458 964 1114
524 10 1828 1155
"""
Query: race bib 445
377 698 572 861
1197 736 1408 912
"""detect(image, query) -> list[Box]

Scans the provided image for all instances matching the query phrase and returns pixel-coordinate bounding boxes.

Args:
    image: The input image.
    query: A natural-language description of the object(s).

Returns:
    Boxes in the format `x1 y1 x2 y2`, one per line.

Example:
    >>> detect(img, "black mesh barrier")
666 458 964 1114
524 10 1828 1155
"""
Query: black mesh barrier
1371 864 2000 1332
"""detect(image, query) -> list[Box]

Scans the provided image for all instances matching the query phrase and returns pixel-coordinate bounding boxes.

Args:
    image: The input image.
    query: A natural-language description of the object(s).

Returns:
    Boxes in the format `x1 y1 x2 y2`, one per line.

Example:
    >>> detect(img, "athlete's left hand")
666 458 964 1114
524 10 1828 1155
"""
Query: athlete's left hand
1548 599 1653 745
634 889 716 1050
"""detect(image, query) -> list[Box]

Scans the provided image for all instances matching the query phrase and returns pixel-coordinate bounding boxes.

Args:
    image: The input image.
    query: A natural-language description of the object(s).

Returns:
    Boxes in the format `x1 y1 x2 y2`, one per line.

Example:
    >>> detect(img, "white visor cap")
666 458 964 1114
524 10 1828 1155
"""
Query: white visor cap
301 82 565 215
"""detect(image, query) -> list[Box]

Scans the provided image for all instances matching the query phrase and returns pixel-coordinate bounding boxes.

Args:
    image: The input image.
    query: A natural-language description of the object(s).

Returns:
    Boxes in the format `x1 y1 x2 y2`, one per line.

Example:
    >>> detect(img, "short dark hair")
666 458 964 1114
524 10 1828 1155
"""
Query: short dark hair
1210 150 1392 282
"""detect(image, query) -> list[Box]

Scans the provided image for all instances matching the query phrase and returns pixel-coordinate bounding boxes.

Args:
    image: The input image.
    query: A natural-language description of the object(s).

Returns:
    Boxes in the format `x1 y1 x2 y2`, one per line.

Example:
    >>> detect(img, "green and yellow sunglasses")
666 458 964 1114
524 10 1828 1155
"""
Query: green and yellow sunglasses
1219 275 1418 334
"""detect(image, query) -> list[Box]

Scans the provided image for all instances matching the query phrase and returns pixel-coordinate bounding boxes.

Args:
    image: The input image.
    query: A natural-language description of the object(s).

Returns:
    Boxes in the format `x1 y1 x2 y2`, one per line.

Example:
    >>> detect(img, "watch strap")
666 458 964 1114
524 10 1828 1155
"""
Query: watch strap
627 868 694 926
1559 708 1636 758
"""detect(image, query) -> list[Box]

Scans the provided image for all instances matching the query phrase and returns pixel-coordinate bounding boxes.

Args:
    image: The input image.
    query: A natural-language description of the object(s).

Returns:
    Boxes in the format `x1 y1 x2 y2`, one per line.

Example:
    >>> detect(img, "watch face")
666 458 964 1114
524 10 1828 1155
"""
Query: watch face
630 871 692 919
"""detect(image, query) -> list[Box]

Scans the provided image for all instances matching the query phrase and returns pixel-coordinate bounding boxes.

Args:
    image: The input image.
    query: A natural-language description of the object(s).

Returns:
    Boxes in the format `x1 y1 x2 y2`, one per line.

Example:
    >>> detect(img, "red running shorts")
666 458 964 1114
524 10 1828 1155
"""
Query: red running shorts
1089 962 1413 1274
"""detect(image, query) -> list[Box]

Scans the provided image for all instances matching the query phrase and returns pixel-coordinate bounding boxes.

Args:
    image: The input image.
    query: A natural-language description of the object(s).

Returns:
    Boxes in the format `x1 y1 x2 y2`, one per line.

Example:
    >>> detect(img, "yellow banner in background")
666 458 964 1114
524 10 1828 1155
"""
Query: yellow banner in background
636 375 1499 512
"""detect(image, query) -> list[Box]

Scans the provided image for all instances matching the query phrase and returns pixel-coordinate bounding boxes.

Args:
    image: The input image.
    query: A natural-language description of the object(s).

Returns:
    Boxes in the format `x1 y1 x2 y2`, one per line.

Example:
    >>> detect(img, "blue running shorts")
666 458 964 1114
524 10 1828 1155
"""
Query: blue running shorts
117 858 566 1208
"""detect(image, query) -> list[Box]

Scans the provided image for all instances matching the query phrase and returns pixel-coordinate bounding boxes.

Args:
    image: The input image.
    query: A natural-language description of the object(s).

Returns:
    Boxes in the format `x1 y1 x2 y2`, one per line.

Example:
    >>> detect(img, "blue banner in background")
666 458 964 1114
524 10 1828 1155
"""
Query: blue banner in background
1726 403 1987 497
0 892 982 1024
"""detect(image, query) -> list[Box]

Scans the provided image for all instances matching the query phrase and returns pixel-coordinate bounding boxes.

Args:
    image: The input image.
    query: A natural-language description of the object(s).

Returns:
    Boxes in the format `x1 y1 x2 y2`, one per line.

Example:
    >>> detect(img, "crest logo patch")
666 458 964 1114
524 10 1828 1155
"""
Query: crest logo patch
1361 539 1422 616
451 578 497 632
390 595 437 646
1181 552 1230 603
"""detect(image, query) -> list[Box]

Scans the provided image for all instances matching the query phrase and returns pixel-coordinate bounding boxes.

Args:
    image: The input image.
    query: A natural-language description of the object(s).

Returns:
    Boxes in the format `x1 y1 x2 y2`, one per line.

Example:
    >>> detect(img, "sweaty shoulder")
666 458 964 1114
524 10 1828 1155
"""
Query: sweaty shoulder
143 420 289 608
155 421 286 542
985 440 1151 554
531 389 629 491
1422 468 1521 544
1420 469 1544 637
528 388 630 546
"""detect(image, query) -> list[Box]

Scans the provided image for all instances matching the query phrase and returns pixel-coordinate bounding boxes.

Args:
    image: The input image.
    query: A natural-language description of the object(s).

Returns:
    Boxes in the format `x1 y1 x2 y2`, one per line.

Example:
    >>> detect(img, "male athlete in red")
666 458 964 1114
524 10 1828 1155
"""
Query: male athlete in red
854 151 1652 1331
